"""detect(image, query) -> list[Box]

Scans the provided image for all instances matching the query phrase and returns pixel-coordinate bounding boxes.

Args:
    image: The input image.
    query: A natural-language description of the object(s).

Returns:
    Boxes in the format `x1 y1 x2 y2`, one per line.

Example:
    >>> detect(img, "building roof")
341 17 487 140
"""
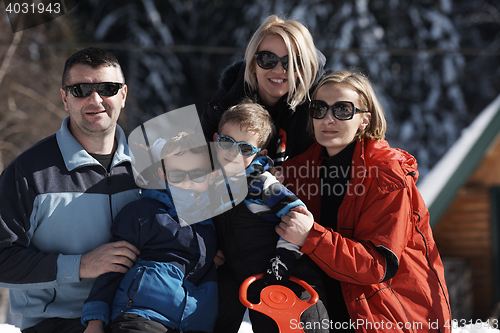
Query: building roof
417 94 500 227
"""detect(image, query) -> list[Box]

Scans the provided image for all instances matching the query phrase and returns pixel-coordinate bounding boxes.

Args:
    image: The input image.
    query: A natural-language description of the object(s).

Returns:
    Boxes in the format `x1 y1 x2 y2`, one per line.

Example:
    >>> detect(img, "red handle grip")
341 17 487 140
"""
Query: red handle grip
239 273 318 308
239 273 319 333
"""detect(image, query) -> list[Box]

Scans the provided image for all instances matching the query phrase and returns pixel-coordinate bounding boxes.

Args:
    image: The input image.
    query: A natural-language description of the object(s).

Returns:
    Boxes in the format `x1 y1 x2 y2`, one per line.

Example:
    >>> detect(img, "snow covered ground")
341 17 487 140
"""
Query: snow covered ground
0 324 20 333
453 325 500 333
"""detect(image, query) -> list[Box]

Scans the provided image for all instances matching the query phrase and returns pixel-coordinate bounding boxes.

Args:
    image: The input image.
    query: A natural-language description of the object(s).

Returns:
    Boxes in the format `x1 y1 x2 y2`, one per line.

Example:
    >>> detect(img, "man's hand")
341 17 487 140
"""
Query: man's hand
80 241 140 279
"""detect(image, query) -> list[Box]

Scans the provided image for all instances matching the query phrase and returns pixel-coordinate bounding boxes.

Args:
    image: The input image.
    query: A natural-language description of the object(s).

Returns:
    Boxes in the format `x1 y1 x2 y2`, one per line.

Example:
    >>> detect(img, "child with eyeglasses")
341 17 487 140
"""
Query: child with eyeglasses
211 99 329 333
81 131 218 333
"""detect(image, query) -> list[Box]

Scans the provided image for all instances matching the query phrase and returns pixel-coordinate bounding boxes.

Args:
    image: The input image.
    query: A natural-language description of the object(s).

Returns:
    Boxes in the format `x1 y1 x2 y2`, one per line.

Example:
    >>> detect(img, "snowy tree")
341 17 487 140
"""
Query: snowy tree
66 0 500 176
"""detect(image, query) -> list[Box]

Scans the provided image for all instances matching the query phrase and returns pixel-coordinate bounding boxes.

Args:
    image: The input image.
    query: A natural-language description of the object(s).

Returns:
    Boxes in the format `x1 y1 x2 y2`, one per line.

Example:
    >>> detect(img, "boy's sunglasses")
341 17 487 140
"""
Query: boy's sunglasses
309 100 370 121
166 169 211 184
217 135 261 157
65 82 123 98
255 51 300 72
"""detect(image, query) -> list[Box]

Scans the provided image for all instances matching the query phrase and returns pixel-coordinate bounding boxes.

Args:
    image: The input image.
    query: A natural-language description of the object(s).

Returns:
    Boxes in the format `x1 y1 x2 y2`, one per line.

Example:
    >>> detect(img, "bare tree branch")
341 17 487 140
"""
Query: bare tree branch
0 141 22 157
7 95 28 120
11 83 66 119
0 24 24 88
0 124 31 142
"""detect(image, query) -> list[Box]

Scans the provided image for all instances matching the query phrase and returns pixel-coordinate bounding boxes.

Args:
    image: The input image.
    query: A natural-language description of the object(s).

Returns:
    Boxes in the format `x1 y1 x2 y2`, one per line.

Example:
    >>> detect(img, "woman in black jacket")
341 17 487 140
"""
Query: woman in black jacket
201 14 325 165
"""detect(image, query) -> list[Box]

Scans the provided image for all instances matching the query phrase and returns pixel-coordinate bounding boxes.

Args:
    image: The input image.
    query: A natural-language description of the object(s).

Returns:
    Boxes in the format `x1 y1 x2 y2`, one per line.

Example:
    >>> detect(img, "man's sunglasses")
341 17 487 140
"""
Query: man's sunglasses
255 51 300 72
309 100 370 121
65 82 123 98
166 169 211 184
217 134 261 157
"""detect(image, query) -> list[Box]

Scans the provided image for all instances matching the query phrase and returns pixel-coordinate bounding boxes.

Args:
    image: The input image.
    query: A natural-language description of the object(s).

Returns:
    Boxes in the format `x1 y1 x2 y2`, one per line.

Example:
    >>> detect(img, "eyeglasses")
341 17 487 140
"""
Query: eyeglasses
217 134 261 157
166 169 211 184
309 100 370 120
255 51 300 72
65 82 123 98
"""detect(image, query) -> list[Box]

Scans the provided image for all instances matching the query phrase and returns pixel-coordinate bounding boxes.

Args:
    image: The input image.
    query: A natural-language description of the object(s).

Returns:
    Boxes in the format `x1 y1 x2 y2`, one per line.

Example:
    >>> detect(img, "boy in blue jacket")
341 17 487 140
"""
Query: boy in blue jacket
81 131 217 333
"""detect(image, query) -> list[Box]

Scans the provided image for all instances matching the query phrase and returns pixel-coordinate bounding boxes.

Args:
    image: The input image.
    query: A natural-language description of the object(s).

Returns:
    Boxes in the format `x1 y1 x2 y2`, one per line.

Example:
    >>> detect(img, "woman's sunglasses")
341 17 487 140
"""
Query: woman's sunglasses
255 51 300 72
166 169 211 184
309 100 370 121
217 135 261 157
65 82 123 98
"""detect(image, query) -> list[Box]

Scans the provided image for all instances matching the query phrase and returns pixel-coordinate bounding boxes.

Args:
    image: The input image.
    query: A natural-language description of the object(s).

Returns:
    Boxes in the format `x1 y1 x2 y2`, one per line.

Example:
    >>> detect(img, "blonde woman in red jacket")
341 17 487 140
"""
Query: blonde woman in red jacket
278 69 452 333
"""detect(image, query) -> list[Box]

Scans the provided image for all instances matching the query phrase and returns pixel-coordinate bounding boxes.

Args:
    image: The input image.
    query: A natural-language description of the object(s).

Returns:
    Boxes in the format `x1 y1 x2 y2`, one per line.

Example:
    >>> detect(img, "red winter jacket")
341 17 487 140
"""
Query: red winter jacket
283 139 451 333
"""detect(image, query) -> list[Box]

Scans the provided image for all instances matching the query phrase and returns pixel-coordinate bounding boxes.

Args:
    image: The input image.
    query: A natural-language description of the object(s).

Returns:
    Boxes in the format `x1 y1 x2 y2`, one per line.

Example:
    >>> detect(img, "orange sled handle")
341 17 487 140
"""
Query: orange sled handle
239 273 319 333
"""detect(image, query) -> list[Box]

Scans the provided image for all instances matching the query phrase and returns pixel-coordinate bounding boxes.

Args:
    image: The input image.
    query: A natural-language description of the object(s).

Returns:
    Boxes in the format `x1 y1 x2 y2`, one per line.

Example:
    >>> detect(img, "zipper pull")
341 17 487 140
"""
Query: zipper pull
121 300 133 313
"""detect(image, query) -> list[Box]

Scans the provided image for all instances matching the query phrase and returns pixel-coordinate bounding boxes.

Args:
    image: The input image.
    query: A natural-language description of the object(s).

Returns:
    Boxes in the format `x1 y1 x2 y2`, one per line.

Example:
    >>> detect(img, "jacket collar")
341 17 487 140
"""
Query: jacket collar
142 187 212 226
246 155 273 175
56 117 133 172
284 139 368 202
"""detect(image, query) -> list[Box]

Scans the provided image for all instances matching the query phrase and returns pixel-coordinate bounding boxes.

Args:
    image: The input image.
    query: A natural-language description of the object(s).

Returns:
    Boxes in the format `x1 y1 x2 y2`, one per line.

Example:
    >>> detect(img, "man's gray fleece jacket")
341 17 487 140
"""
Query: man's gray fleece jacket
0 117 140 330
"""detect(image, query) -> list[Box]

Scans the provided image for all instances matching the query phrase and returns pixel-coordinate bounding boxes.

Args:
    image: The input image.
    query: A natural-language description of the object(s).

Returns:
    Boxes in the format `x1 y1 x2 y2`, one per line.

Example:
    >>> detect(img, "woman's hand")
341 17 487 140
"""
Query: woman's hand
276 205 314 247
84 320 105 333
214 249 225 268
269 167 284 184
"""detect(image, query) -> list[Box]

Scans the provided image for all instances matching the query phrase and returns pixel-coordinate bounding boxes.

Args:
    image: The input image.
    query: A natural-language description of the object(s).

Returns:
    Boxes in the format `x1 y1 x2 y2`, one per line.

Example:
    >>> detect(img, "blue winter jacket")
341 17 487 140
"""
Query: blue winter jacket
0 117 140 330
81 186 218 332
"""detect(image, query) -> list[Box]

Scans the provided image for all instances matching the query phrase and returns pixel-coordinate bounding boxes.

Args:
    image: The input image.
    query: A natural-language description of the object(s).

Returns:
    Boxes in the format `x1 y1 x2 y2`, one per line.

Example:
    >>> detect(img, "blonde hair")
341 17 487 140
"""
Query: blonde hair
244 15 319 111
307 69 387 141
218 98 276 149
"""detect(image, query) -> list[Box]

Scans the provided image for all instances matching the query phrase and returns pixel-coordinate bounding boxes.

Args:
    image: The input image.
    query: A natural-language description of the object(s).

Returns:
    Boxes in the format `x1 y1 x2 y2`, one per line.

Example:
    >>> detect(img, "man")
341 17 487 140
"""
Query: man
0 48 141 333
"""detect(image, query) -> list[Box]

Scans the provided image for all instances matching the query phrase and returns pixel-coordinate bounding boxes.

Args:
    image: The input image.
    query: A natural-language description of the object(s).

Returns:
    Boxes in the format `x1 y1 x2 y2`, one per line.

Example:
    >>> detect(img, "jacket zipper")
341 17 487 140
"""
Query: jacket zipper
107 171 114 223
121 266 146 313
414 212 452 325
387 282 416 333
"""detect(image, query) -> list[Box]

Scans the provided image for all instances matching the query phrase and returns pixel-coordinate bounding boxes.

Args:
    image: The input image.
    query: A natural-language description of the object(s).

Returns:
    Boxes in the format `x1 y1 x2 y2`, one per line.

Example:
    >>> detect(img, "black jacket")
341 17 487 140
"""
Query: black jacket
200 60 324 165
